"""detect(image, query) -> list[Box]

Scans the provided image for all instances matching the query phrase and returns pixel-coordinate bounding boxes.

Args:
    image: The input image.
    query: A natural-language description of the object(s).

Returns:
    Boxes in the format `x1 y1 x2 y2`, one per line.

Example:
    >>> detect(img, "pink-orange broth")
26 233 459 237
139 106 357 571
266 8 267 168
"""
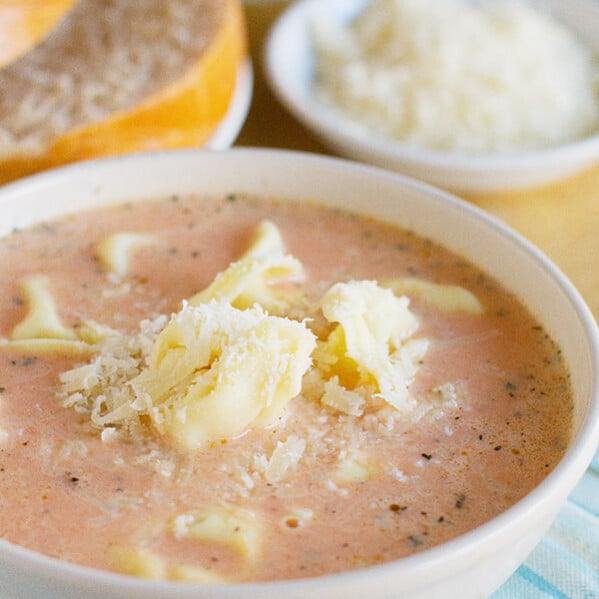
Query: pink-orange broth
0 193 571 581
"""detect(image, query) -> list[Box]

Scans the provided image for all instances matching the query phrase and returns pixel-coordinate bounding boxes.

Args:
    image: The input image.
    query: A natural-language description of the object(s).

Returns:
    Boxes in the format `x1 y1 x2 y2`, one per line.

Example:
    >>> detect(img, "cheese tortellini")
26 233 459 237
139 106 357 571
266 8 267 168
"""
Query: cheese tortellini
52 219 484 450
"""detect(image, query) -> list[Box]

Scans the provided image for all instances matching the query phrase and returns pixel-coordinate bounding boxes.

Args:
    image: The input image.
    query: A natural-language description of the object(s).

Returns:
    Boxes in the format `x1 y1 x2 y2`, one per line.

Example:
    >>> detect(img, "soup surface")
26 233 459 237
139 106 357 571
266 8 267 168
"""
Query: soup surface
0 194 572 582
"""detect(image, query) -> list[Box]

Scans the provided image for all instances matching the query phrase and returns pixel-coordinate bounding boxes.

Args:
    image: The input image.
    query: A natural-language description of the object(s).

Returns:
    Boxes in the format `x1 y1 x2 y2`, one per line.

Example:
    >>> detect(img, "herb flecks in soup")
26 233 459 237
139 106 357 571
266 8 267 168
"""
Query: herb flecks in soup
0 195 572 582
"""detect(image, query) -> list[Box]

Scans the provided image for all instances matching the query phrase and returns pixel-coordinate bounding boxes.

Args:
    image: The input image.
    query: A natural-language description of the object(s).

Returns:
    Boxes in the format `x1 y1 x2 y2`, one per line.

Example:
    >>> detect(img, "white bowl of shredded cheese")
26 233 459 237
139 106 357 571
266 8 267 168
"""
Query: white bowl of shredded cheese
265 0 599 193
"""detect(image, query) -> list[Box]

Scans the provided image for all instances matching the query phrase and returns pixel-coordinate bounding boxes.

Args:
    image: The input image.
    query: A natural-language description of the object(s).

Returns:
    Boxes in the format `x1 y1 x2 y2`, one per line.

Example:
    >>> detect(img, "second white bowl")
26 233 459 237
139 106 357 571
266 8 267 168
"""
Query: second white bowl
264 0 599 193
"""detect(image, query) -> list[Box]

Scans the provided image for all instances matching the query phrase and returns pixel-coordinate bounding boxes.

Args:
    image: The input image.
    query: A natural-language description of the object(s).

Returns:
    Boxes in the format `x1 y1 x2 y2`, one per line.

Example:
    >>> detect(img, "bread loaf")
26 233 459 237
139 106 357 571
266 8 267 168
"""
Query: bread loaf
0 0 247 185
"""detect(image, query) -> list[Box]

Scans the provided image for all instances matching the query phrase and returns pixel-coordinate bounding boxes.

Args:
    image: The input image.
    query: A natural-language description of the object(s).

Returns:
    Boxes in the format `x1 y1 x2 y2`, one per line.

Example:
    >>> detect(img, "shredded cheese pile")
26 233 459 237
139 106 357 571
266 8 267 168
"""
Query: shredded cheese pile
312 0 599 152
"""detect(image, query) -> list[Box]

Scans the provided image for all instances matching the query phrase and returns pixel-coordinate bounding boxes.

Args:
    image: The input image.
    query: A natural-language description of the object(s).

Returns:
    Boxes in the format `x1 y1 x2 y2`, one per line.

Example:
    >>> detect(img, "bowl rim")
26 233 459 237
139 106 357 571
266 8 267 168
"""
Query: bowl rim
204 59 253 151
263 0 599 184
0 147 598 597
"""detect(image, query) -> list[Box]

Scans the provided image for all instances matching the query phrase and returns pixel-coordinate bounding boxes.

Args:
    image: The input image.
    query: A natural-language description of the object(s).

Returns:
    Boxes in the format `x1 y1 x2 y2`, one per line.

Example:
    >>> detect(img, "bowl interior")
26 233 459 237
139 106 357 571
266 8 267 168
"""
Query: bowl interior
0 149 598 599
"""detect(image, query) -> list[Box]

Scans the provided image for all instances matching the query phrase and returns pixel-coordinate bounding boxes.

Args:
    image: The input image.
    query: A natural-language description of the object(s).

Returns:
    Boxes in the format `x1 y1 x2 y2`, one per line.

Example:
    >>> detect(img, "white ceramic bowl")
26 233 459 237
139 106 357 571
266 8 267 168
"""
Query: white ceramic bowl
264 0 599 193
0 149 598 599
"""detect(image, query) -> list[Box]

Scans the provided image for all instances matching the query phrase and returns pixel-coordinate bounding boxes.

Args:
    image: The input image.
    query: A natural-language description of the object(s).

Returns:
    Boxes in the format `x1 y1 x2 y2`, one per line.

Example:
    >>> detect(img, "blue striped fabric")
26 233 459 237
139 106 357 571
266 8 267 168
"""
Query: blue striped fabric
492 450 599 599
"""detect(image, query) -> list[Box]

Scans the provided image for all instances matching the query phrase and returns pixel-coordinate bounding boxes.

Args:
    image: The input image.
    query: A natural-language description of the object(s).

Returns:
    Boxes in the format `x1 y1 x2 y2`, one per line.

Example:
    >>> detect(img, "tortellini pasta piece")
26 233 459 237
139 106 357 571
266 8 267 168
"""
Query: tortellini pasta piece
108 546 226 583
169 506 262 564
3 275 96 354
10 275 77 341
108 546 167 580
189 220 304 313
313 280 428 412
383 277 484 314
95 232 157 280
132 301 316 450
335 453 377 483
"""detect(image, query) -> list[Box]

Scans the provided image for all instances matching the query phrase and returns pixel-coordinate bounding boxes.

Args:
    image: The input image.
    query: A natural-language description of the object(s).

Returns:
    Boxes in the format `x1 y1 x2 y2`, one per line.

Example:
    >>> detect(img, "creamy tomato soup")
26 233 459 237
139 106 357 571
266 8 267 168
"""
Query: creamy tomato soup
0 194 572 582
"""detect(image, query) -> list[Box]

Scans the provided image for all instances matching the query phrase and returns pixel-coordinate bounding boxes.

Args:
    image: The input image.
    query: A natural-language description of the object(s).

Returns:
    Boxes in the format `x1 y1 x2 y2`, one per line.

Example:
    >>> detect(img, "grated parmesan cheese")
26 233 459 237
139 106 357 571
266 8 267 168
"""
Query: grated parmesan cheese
312 0 599 152
321 377 366 416
264 436 306 483
58 314 168 435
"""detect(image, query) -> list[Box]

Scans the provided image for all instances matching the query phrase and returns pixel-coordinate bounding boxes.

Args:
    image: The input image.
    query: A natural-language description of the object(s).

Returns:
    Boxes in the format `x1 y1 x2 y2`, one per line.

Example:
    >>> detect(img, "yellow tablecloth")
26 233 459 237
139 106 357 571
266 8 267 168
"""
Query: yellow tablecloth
237 0 599 322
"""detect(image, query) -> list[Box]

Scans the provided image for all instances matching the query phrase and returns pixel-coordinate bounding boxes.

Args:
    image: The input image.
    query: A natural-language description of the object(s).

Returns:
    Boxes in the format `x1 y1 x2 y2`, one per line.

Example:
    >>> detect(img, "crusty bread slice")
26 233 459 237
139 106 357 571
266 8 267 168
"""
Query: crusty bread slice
0 0 77 67
0 0 247 184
